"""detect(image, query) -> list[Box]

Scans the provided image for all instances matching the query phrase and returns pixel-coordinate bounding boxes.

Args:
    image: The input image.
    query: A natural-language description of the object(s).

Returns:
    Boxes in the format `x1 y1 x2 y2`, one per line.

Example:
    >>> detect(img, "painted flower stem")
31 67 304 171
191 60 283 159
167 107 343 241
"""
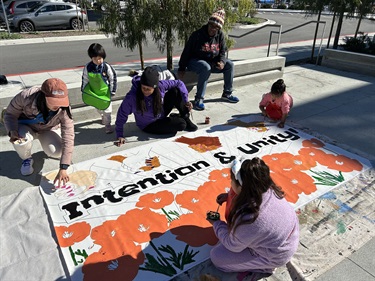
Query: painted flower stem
310 170 344 186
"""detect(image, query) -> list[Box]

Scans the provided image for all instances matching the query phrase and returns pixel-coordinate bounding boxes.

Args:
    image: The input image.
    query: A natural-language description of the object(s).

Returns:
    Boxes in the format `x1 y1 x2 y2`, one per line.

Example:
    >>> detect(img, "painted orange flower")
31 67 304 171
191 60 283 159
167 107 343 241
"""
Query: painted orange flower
271 170 317 203
299 148 363 172
91 220 141 260
263 152 317 173
54 222 91 248
298 147 328 162
116 208 169 244
170 213 218 247
302 138 325 148
136 190 174 209
315 154 363 172
208 168 231 182
83 249 145 281
176 168 229 217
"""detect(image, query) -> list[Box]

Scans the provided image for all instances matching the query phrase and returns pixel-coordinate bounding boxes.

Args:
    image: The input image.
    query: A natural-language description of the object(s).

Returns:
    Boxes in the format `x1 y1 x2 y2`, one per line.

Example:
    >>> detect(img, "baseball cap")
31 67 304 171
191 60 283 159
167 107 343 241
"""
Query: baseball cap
41 78 69 107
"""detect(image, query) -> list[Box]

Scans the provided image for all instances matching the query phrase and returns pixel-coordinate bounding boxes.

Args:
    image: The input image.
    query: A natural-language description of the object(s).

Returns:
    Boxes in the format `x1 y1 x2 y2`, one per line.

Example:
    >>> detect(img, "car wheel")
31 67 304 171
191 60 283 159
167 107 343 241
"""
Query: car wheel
19 20 34 32
70 18 82 30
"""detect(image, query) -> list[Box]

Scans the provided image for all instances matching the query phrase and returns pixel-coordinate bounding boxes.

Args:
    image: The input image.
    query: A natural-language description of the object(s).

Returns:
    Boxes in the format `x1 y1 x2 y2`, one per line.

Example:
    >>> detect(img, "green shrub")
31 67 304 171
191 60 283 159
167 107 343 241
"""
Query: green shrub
0 32 22 40
341 32 374 55
277 4 287 9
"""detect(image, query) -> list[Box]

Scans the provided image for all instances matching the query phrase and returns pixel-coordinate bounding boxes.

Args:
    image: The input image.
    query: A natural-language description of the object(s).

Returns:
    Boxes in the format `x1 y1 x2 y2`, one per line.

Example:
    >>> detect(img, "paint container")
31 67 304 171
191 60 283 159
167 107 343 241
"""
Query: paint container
205 117 210 124
13 137 32 159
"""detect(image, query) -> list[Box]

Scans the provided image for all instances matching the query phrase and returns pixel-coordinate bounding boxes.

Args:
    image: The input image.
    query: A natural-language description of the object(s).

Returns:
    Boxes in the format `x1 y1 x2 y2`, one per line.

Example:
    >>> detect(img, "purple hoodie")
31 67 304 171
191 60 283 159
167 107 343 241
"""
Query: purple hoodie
115 76 189 138
211 189 299 272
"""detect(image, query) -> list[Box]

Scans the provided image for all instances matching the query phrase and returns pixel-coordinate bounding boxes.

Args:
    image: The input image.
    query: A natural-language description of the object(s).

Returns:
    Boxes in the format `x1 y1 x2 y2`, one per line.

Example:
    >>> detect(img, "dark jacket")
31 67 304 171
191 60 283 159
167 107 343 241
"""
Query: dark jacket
115 76 189 138
178 24 227 71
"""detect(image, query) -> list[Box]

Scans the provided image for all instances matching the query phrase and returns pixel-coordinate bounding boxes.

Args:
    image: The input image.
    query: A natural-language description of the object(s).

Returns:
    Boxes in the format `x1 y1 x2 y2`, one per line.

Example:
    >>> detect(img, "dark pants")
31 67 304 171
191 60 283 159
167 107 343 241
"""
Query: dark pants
143 88 189 135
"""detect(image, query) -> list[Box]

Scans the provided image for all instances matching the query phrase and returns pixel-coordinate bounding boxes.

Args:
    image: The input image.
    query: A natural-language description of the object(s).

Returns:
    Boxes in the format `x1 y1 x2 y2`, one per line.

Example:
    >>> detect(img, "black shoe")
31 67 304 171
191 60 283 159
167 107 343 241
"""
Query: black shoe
184 115 198 132
169 113 180 118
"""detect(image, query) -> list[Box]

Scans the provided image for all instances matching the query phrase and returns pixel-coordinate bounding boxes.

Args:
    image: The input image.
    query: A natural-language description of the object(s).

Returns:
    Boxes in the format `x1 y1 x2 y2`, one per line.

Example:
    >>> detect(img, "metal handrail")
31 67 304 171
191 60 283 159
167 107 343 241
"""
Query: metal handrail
267 21 326 64
228 20 327 65
229 24 282 39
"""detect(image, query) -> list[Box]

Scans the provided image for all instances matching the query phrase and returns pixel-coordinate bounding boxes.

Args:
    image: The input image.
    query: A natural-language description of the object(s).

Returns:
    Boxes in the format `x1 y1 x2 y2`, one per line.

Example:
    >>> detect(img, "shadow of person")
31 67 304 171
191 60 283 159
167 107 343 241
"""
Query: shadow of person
0 150 46 186
206 113 265 133
74 121 119 146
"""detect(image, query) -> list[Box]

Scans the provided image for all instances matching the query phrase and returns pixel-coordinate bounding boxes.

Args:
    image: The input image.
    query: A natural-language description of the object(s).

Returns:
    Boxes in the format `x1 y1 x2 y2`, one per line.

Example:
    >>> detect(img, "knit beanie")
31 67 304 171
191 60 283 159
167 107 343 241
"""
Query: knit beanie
140 66 159 88
208 8 225 29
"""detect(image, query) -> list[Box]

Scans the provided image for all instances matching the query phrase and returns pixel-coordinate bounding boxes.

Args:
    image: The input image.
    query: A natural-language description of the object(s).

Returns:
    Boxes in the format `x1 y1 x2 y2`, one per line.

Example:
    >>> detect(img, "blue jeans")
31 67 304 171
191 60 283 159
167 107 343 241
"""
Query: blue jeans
187 59 234 100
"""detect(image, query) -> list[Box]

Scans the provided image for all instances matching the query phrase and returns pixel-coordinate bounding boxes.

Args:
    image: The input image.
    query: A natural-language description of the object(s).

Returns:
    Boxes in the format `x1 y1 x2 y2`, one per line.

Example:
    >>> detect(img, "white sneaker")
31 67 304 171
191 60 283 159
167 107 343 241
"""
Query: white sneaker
21 158 34 176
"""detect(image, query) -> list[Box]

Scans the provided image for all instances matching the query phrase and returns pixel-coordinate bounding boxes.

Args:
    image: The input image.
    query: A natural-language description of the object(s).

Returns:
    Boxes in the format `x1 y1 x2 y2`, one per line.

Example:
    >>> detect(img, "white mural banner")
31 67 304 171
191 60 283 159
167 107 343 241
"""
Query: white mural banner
40 115 372 281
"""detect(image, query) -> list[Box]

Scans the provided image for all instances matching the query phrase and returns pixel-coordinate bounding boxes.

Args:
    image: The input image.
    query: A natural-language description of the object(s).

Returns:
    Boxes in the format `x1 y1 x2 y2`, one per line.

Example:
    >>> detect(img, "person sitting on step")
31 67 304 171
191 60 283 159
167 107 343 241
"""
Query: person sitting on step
115 66 198 147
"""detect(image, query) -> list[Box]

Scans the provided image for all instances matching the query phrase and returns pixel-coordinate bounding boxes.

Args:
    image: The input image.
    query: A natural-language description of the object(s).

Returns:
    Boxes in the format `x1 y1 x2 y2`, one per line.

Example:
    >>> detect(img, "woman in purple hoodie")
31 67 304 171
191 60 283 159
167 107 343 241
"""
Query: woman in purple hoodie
207 157 299 275
115 66 197 146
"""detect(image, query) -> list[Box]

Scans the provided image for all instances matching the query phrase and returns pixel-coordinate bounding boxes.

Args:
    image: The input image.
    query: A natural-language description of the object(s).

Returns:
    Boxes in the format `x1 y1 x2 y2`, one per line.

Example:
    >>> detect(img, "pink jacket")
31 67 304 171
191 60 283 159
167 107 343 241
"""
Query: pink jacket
4 86 74 165
259 92 293 115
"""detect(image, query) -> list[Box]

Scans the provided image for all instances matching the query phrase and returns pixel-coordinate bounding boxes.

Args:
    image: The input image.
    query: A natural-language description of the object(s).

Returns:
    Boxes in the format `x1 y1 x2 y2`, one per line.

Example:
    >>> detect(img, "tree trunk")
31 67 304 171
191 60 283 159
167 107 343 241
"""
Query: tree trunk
333 10 344 49
354 16 362 38
166 26 173 70
327 11 336 48
138 41 145 70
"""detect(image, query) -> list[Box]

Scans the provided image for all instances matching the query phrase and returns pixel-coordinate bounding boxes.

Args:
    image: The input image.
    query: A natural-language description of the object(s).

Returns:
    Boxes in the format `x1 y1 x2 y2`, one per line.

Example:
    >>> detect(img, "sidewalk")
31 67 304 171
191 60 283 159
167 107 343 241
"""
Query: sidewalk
0 35 374 281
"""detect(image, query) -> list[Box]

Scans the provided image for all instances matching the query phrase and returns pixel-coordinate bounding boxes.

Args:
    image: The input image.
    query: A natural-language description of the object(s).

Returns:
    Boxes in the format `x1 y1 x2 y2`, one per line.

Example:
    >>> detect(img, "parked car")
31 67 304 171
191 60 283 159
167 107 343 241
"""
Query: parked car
11 2 87 32
1 0 62 22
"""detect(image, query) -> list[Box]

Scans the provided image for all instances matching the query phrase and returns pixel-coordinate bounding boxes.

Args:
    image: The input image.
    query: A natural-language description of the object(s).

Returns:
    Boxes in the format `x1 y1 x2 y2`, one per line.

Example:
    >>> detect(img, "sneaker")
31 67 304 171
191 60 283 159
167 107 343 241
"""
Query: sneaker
105 125 114 134
21 158 34 176
221 94 239 103
193 98 205 111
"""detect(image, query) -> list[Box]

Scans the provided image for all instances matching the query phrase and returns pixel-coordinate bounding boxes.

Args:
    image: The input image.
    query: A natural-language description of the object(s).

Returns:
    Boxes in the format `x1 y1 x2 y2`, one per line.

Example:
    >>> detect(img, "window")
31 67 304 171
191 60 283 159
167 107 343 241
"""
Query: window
39 5 55 12
56 4 66 11
17 3 28 8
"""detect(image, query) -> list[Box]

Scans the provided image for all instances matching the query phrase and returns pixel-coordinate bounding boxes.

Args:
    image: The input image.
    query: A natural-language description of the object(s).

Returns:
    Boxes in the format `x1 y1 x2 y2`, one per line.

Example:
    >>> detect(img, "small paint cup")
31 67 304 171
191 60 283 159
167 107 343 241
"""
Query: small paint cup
205 117 210 124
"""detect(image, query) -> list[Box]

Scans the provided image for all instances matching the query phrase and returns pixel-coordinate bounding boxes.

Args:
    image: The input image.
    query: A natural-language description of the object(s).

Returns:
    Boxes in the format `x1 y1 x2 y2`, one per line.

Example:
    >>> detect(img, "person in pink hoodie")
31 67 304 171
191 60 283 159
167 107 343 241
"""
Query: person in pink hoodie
207 157 299 275
259 79 293 128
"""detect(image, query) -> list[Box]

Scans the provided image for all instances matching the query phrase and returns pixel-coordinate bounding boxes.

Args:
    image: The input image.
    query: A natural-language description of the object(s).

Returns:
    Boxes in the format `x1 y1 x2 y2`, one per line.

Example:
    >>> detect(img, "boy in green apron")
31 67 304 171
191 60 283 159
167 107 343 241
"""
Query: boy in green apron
81 43 117 134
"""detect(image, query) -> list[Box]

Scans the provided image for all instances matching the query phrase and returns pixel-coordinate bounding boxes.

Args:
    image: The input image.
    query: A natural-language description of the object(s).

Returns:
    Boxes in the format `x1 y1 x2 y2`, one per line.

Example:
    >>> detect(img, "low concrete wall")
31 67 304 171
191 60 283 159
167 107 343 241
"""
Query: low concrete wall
321 49 375 77
65 56 286 109
179 56 285 94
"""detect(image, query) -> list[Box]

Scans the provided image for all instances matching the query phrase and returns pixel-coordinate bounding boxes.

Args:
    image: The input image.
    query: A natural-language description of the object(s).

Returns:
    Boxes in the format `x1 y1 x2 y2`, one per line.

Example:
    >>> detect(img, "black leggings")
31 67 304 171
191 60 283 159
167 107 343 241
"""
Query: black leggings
143 88 189 135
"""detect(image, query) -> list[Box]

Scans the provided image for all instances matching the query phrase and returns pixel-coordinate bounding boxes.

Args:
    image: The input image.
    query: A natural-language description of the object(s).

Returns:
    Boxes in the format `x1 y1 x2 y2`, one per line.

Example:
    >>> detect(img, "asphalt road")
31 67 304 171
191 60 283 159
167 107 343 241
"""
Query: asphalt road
1 11 374 75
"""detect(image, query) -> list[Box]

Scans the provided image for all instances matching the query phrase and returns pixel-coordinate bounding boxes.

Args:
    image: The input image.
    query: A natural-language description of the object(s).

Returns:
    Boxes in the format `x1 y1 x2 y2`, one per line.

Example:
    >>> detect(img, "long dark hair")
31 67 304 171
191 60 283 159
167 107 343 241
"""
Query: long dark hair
227 157 285 233
271 79 286 97
136 83 162 117
36 91 73 121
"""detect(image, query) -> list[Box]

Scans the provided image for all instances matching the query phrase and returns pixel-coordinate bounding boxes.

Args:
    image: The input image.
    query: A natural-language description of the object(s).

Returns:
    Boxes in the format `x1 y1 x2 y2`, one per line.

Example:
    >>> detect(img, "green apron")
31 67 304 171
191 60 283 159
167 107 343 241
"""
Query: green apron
82 72 111 110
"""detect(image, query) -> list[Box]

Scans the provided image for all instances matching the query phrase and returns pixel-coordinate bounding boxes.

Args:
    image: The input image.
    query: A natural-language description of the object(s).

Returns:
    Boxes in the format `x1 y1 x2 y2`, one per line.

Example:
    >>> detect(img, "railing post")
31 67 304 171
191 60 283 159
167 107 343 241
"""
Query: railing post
316 22 326 65
276 26 282 56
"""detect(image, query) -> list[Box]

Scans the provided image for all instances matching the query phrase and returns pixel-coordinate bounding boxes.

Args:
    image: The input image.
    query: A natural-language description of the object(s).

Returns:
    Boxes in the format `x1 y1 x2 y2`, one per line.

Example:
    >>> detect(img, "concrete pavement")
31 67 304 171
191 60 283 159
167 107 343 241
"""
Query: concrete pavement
0 33 374 281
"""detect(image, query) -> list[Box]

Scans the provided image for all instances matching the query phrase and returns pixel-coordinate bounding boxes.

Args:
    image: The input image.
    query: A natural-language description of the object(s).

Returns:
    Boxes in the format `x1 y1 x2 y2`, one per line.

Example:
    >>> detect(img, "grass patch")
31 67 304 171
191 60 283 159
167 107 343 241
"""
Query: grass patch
0 32 22 40
238 17 265 25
